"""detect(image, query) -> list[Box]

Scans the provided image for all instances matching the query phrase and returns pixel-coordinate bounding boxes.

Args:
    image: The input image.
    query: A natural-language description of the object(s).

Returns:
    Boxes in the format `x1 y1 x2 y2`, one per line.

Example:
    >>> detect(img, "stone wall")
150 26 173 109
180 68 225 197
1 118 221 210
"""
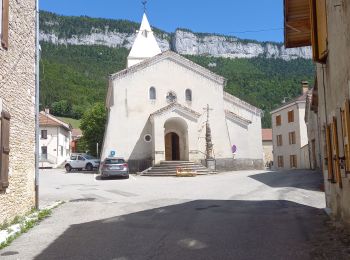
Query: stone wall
315 1 350 227
0 0 36 224
202 158 264 172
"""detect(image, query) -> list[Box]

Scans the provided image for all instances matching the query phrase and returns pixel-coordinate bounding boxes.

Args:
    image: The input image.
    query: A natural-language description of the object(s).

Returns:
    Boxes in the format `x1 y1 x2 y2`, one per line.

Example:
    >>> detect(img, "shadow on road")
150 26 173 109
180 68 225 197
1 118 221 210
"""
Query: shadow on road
249 170 323 191
34 200 327 260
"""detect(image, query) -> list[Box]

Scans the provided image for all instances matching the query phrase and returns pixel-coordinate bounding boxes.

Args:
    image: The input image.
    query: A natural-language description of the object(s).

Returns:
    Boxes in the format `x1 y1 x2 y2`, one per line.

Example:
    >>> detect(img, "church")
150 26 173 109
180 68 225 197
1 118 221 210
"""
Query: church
101 13 264 172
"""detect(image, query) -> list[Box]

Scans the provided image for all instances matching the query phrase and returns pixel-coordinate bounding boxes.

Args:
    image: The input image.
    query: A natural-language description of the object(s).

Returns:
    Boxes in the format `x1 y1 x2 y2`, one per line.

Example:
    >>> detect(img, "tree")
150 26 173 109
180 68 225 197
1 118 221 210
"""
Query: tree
79 103 106 157
51 100 72 117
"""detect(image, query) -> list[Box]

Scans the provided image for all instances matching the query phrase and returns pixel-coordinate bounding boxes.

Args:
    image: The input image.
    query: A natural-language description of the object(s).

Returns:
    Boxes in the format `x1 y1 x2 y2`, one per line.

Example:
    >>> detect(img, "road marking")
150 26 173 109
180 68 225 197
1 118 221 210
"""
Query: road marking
130 174 137 180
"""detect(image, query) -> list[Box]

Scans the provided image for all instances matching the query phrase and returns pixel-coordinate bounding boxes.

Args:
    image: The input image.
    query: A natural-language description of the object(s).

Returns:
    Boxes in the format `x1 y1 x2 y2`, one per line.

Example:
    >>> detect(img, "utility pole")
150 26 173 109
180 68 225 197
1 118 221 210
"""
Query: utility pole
35 0 40 209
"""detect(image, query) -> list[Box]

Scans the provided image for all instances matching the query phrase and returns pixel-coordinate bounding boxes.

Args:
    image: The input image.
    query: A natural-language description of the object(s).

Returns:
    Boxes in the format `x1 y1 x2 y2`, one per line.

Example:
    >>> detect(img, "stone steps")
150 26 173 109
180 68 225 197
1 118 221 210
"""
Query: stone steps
141 161 212 176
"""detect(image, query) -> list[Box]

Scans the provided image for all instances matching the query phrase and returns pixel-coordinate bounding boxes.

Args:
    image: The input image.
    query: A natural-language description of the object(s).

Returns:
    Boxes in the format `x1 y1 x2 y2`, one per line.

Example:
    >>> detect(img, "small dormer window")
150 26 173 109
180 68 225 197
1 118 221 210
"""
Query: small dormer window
185 89 192 102
149 87 156 100
166 92 177 103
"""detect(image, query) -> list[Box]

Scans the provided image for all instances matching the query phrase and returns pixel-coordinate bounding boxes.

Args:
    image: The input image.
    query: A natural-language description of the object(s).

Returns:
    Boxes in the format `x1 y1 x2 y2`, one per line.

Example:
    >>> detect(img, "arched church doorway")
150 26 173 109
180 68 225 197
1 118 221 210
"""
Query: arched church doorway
164 117 189 161
165 132 180 161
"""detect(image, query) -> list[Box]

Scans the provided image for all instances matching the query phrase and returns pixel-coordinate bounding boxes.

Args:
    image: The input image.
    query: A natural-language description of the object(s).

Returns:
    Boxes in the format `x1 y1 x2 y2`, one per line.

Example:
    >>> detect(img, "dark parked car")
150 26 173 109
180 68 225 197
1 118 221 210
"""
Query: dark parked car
100 158 129 179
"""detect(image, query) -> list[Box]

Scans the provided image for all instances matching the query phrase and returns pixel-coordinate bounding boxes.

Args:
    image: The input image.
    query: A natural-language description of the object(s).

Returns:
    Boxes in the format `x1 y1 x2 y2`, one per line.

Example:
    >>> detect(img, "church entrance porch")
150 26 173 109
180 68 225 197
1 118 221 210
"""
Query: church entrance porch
163 117 189 161
165 132 180 161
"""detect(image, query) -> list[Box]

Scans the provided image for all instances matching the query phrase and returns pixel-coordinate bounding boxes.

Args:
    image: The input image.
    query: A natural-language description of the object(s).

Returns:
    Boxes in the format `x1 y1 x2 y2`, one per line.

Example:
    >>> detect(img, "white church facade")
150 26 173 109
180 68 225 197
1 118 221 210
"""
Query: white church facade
101 13 264 171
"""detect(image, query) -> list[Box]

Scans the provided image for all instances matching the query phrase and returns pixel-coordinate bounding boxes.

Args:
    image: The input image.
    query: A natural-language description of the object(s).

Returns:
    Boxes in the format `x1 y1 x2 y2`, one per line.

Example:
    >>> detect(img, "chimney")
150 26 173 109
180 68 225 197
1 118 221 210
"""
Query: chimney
302 81 309 94
44 108 50 114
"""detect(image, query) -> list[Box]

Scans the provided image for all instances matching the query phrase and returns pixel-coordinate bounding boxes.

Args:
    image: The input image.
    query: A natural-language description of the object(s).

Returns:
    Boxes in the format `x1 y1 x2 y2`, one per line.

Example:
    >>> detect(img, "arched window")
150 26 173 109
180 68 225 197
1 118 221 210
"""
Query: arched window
185 89 192 102
149 87 156 100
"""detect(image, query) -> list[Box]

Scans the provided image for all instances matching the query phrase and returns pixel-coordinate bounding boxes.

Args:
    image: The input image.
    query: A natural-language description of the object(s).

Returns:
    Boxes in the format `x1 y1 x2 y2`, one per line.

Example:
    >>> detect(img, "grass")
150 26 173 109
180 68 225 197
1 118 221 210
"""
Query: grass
56 116 81 129
0 205 61 250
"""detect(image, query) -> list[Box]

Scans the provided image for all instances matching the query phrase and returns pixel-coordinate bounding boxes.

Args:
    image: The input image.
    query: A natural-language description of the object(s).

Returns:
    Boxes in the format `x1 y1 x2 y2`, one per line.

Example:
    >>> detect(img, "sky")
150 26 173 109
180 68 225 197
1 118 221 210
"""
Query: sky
40 0 284 43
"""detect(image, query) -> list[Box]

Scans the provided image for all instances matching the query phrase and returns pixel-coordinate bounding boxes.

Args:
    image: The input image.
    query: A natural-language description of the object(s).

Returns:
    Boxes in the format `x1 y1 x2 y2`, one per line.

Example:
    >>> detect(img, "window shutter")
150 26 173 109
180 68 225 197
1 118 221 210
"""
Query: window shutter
325 125 334 181
276 115 281 126
341 100 350 173
310 0 328 62
0 111 10 190
332 117 342 188
1 0 9 49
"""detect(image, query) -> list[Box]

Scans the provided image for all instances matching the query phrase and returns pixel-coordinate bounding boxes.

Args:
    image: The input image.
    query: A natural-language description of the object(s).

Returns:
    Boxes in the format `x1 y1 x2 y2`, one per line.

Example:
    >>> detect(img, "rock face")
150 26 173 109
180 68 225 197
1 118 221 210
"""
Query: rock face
171 30 312 60
40 27 311 60
39 31 171 52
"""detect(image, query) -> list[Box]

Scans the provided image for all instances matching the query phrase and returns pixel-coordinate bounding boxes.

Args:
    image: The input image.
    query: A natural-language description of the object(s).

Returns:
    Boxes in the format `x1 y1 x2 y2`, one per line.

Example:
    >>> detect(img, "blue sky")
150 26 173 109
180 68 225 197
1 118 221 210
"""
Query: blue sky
40 0 284 43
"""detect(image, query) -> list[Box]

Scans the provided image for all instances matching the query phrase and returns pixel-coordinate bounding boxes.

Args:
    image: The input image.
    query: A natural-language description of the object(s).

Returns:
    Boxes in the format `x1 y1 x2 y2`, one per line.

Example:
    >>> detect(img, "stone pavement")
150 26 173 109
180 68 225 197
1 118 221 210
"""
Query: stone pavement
1 169 349 259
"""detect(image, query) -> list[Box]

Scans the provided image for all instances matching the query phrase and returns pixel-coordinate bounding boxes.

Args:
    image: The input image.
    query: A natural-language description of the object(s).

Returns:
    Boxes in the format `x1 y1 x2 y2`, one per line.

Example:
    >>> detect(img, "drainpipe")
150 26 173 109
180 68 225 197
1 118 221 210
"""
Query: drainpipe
34 0 40 209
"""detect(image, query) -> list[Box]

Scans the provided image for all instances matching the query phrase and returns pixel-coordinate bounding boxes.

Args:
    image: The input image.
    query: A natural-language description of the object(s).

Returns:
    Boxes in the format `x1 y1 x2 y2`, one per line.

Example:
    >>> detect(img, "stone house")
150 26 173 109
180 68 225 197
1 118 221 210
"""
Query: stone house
39 111 71 168
305 87 322 170
271 82 311 170
262 129 273 167
101 13 264 172
0 0 37 224
284 0 350 225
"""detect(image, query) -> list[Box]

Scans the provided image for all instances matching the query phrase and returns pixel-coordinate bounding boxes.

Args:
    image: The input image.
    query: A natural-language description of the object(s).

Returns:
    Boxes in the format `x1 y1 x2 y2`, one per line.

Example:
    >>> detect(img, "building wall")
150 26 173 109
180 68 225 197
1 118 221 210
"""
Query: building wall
271 102 309 169
39 126 71 168
315 0 350 226
102 57 263 168
300 144 310 169
306 109 321 170
262 140 273 165
0 0 36 224
224 98 263 160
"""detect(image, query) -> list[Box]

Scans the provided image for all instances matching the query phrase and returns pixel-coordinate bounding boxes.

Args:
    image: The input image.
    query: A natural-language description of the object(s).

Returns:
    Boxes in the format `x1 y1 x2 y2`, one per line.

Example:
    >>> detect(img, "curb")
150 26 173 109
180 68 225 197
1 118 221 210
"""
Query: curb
0 201 64 248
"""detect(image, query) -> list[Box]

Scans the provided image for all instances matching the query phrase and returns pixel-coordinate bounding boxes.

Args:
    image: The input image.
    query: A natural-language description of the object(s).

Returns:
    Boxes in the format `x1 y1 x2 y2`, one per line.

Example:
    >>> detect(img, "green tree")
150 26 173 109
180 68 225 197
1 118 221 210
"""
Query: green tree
51 100 72 117
79 103 107 157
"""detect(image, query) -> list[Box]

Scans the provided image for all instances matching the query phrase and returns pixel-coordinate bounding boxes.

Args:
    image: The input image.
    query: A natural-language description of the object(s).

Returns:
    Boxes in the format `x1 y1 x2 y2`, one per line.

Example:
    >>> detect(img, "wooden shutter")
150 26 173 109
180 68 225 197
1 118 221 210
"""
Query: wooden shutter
325 125 334 181
0 111 10 190
1 0 9 49
288 111 294 123
332 117 342 188
310 0 328 62
342 100 350 173
276 115 281 126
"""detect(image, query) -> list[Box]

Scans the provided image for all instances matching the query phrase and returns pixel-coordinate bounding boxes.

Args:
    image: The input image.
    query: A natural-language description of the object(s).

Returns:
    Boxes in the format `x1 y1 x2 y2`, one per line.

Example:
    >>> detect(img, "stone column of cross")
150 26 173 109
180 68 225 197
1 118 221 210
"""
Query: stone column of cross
203 104 214 159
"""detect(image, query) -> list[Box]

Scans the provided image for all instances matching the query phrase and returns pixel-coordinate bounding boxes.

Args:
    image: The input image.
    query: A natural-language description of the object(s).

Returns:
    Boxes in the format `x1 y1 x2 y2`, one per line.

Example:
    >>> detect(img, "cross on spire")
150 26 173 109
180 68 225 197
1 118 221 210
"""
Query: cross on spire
142 1 148 13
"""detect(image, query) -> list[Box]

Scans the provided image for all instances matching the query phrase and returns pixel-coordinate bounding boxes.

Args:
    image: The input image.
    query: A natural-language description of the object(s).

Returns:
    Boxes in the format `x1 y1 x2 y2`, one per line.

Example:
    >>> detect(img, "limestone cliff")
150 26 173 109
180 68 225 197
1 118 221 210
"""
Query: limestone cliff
40 12 311 60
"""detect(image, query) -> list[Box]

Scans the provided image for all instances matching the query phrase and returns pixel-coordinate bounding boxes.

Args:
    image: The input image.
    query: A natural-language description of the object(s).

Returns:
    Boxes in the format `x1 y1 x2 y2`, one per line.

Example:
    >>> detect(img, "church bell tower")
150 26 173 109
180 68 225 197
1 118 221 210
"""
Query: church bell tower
127 5 162 68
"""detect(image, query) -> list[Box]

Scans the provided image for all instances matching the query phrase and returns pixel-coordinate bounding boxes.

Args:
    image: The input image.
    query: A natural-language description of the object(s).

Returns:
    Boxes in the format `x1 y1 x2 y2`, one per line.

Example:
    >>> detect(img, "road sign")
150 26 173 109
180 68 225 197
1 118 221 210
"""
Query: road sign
231 145 237 153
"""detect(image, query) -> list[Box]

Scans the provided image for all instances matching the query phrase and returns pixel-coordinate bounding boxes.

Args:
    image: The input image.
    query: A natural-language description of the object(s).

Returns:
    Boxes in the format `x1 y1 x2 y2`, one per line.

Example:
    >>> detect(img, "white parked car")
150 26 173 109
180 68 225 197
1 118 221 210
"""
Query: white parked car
64 153 100 172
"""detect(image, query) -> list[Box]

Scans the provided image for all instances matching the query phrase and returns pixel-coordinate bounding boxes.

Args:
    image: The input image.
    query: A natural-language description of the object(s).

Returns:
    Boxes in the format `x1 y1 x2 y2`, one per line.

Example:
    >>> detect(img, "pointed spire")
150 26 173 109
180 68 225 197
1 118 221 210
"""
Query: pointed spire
127 12 162 68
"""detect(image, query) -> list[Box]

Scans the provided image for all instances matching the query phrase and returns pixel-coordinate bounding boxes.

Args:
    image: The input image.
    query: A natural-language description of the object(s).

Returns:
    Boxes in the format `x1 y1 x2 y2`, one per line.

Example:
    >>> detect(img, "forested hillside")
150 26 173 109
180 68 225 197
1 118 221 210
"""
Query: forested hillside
40 43 314 127
186 56 314 127
40 43 128 118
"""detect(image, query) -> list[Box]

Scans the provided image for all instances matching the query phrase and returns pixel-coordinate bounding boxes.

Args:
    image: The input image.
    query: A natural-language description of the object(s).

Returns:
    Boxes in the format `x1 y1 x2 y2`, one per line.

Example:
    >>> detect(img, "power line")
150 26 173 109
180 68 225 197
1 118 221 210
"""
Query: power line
228 28 283 34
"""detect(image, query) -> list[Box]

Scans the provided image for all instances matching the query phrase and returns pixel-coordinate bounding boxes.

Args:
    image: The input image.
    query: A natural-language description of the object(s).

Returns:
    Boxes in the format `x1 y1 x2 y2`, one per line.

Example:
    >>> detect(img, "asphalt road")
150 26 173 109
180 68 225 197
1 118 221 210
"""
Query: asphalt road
0 169 340 260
